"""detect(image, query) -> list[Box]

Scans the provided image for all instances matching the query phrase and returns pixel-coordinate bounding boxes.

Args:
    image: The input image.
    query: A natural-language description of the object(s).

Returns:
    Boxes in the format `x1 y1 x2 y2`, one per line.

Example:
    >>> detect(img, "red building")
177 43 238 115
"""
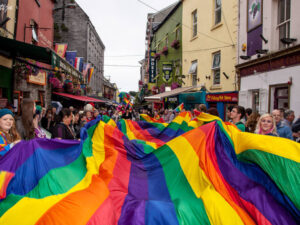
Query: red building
16 0 55 49
12 0 55 109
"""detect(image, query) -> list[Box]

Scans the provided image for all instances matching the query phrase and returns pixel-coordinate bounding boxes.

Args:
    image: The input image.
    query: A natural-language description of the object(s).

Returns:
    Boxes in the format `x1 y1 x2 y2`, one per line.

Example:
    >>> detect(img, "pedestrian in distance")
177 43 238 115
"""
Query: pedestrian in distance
245 112 260 133
16 99 40 140
52 108 76 140
230 106 246 131
0 109 21 156
272 109 293 140
255 114 278 136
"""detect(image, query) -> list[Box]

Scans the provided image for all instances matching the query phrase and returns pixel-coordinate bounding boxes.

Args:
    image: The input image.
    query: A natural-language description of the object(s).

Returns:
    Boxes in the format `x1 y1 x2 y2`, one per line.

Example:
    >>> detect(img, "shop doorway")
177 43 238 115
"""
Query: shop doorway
269 84 290 112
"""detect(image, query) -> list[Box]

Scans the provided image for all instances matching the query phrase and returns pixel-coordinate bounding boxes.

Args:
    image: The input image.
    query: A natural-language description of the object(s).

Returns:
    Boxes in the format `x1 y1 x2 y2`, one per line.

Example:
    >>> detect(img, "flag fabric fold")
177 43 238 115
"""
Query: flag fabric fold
0 112 299 225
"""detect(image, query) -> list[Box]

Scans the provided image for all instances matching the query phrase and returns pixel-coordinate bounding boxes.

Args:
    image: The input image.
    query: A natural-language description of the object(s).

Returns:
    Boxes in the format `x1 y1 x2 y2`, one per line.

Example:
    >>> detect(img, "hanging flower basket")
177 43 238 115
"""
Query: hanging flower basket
154 52 161 59
160 84 166 93
171 82 180 90
64 79 74 94
162 46 168 55
171 40 180 49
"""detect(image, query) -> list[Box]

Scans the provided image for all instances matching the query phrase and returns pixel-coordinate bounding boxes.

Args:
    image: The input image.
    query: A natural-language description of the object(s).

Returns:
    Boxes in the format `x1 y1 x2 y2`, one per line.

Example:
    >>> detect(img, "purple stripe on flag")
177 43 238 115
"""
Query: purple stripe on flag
118 136 148 225
0 139 80 172
214 126 296 225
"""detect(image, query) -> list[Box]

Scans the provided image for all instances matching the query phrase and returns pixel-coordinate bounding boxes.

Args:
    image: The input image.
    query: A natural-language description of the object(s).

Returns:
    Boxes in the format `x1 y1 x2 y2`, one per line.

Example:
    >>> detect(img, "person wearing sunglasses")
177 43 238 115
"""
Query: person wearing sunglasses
255 114 278 136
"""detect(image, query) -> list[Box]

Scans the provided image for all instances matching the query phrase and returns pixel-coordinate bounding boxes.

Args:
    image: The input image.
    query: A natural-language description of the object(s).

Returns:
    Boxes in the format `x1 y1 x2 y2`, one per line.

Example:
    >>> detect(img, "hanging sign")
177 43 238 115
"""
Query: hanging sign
162 63 173 83
148 51 156 83
27 70 47 86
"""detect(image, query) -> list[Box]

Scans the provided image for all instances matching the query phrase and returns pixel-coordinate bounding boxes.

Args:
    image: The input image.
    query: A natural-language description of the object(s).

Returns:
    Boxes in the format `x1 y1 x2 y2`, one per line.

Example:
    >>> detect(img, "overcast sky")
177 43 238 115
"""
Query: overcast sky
76 0 178 93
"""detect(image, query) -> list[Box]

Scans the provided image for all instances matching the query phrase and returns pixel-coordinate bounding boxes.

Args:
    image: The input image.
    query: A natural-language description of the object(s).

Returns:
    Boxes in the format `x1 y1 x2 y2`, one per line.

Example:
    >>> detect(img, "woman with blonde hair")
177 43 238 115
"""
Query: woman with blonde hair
0 109 21 156
255 114 278 136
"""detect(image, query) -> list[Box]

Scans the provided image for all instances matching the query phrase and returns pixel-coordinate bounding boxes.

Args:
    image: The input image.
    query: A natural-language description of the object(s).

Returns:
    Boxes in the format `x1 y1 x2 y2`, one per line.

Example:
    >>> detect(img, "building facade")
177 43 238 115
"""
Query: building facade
150 2 182 93
144 3 179 90
181 0 238 118
53 0 105 96
0 0 17 105
13 0 55 107
236 0 300 116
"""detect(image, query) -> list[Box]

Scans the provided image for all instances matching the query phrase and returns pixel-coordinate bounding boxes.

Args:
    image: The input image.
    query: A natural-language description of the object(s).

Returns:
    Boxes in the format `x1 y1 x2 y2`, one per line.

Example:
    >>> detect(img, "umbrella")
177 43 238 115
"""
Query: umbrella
51 101 63 114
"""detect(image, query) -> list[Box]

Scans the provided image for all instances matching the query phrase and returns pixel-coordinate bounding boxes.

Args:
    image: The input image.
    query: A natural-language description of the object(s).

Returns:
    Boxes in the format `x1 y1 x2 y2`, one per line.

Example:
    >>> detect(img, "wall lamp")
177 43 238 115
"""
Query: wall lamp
205 75 211 80
256 49 269 54
223 72 229 79
260 34 268 44
0 17 10 28
280 38 297 46
240 55 251 60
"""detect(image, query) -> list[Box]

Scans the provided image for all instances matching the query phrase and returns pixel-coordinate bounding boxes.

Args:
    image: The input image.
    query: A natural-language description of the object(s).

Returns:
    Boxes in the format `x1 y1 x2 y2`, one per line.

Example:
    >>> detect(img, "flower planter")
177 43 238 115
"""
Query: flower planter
171 40 180 49
162 46 168 55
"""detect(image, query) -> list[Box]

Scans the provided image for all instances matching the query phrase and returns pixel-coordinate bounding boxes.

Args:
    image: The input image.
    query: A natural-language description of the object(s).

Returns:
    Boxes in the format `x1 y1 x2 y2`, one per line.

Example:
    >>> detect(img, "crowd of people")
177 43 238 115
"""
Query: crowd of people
0 100 299 157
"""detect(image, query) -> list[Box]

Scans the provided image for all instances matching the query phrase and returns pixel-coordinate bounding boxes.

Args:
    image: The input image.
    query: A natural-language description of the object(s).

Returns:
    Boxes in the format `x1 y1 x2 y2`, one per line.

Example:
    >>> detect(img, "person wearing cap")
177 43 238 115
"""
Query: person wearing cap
0 108 21 156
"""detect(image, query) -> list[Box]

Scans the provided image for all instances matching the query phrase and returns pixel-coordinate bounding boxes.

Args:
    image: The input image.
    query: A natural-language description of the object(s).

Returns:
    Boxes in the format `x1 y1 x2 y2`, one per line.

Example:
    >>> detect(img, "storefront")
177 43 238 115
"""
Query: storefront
179 91 206 110
206 92 238 120
144 86 195 111
237 45 300 117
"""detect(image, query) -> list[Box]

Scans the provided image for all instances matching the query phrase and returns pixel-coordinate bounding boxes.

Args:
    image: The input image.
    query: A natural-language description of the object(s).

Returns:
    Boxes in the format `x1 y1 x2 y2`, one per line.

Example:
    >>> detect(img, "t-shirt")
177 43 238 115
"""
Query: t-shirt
235 121 245 132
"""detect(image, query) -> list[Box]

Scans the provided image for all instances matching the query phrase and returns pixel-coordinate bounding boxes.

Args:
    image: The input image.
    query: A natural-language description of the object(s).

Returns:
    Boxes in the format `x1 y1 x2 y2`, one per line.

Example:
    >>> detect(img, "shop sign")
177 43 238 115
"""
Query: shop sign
51 52 82 80
162 63 172 83
206 93 238 102
27 70 46 86
166 96 178 103
148 51 156 83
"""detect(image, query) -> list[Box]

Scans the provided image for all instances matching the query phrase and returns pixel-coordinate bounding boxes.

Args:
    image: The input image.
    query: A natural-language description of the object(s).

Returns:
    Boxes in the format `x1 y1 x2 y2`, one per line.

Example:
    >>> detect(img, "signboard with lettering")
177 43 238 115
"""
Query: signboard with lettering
206 92 238 102
27 70 46 86
162 63 172 83
51 52 83 81
148 51 156 83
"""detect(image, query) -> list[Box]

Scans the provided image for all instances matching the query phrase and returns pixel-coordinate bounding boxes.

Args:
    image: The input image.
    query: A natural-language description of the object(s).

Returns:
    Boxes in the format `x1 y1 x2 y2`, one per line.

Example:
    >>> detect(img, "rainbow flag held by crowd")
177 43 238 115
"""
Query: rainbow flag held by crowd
0 112 299 225
174 103 184 113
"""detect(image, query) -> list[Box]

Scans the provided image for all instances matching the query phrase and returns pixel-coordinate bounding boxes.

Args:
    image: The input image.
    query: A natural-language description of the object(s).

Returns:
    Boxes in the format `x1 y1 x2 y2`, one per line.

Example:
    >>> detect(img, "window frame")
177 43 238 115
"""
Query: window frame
277 0 291 49
189 60 198 86
192 10 197 37
212 51 221 85
214 0 222 25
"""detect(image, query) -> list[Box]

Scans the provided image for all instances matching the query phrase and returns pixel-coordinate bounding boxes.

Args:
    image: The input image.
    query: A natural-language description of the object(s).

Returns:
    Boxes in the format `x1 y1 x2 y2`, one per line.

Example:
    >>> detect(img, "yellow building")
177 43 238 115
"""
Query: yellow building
182 0 238 94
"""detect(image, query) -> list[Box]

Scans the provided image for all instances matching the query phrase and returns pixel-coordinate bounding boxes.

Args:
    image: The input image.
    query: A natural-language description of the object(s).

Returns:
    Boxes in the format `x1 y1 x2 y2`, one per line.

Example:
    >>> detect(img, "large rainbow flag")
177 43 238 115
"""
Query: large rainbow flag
0 112 299 224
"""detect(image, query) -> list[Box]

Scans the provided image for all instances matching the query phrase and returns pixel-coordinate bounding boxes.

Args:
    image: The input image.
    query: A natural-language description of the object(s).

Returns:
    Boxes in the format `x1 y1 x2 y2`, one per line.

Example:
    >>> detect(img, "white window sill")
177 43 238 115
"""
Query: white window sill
210 85 222 90
211 22 223 31
190 35 198 42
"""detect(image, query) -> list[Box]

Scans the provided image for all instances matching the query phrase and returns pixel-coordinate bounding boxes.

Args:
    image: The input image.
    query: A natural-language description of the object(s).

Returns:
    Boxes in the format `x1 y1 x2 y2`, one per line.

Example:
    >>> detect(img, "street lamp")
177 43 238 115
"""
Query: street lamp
53 0 76 21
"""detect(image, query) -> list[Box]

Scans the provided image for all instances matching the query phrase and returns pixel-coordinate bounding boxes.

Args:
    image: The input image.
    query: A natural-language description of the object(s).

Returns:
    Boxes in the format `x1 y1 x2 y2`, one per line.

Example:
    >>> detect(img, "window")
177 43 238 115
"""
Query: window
175 25 180 40
278 0 291 49
30 20 38 44
212 52 221 85
252 90 260 112
192 10 197 37
215 0 222 25
189 60 198 86
165 34 168 46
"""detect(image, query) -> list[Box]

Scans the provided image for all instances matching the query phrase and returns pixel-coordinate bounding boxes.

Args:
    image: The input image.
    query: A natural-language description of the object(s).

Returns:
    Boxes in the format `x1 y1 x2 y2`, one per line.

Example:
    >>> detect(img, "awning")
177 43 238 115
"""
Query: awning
53 92 106 103
188 61 198 74
144 86 195 102
0 36 52 64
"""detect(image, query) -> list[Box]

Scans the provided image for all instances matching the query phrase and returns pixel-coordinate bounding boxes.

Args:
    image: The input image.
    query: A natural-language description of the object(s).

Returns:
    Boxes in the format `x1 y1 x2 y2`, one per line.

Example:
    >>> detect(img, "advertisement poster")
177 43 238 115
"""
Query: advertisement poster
247 0 262 32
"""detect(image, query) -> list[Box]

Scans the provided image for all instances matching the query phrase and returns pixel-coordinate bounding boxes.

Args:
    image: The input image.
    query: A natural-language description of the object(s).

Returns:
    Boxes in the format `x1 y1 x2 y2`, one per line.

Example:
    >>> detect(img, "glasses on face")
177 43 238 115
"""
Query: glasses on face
261 119 272 123
272 114 281 117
